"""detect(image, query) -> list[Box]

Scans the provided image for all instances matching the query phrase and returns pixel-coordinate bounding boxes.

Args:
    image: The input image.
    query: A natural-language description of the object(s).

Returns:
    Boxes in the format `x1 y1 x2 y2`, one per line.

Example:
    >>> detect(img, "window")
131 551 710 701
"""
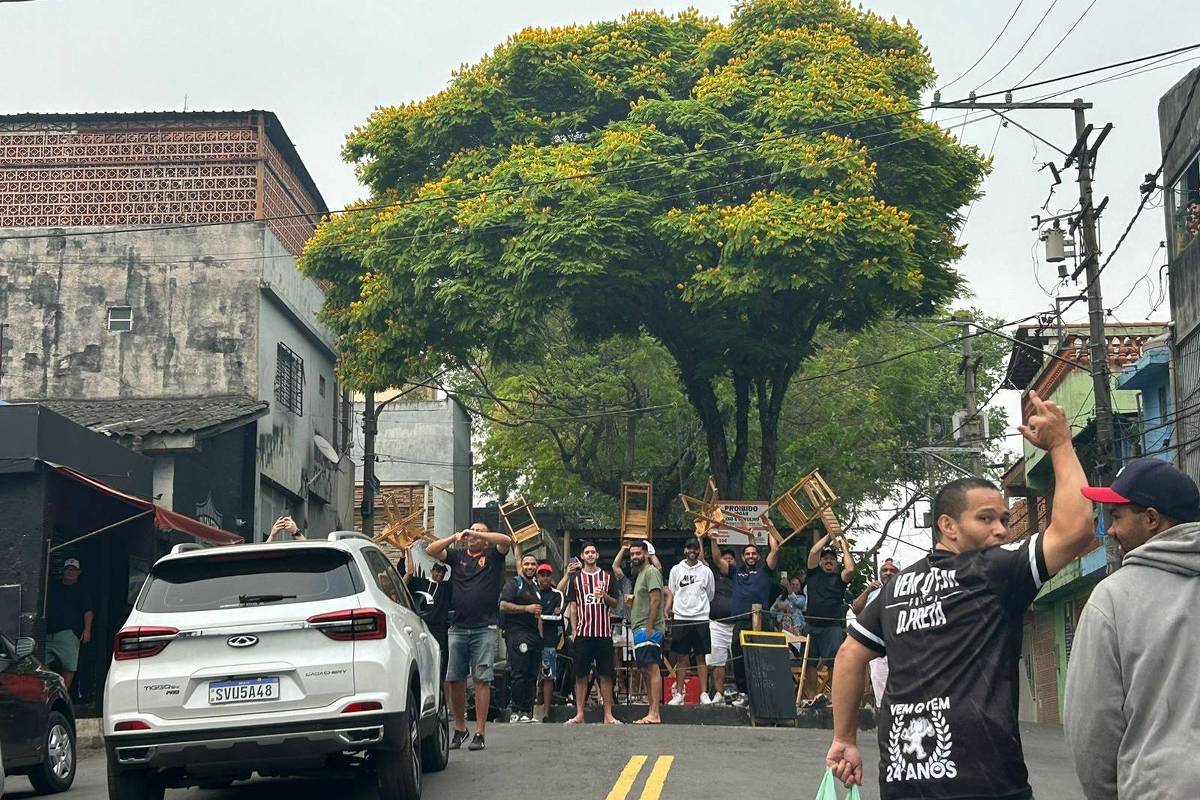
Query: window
1169 154 1200 256
362 548 412 609
137 549 362 613
107 306 133 332
275 343 304 416
319 375 327 397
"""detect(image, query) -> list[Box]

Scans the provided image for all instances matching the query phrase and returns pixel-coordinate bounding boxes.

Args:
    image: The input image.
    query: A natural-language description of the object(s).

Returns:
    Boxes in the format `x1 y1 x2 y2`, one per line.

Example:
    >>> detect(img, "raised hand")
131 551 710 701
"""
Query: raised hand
1018 390 1072 452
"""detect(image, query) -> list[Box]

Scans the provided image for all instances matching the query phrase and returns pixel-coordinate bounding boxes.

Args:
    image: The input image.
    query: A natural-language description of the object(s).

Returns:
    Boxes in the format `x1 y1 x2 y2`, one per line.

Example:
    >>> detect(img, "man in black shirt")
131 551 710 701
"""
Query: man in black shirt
827 391 1096 799
535 563 566 719
705 547 737 700
45 558 93 692
805 530 856 694
499 553 543 723
712 521 781 699
405 558 451 684
426 522 512 751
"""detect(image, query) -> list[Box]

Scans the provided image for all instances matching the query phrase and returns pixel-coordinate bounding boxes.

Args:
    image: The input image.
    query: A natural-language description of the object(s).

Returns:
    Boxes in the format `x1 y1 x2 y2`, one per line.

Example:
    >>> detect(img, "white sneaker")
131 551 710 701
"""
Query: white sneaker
667 693 685 706
731 694 748 708
700 692 716 705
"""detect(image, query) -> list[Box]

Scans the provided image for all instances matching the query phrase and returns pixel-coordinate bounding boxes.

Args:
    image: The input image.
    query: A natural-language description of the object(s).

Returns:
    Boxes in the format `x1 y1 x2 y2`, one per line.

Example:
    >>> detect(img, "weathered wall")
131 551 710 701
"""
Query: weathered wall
254 229 350 540
0 225 262 401
170 425 257 539
352 398 473 534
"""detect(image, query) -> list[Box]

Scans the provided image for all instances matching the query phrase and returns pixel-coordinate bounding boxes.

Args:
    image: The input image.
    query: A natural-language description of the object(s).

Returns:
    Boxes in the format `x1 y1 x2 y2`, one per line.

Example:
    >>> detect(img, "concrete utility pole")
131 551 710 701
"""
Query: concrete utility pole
957 316 984 476
934 93 1119 571
361 389 379 534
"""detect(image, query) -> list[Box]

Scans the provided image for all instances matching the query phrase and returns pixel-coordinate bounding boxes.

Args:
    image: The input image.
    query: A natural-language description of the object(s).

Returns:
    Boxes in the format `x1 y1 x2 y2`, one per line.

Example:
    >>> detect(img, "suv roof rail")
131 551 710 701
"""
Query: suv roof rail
170 542 206 555
327 531 373 543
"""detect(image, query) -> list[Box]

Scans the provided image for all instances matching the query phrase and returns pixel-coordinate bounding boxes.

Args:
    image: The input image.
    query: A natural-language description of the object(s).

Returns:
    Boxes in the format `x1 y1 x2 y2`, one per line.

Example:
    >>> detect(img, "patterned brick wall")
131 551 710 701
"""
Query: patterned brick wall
0 114 322 256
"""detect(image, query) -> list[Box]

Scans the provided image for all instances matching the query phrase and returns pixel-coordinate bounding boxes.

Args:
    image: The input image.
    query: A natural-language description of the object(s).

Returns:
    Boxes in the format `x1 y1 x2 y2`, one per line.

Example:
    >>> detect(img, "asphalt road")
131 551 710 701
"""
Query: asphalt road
3 722 1085 800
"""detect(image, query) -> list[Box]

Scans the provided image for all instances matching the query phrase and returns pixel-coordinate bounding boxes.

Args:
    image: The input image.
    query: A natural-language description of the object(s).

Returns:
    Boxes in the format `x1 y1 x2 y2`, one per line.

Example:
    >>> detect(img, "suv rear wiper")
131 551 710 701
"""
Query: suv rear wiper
238 594 297 605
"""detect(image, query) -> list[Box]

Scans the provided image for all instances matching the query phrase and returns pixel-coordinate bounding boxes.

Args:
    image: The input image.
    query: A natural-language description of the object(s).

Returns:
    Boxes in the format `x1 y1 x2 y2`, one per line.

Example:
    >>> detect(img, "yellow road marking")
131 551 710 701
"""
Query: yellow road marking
605 755 648 800
639 755 674 800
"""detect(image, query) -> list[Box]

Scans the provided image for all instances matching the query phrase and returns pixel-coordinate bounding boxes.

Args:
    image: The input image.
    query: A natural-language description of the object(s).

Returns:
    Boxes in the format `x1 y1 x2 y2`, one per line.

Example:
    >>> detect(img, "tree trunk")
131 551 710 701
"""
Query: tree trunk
755 369 794 501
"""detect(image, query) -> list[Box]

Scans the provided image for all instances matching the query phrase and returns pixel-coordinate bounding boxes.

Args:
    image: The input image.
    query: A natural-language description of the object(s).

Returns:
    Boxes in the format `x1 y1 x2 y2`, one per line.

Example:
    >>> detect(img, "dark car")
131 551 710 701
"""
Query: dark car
0 634 77 794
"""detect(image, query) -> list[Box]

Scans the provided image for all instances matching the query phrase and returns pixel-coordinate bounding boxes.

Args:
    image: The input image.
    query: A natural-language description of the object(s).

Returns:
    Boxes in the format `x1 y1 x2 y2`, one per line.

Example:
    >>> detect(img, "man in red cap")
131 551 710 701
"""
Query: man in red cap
826 391 1096 799
1065 457 1200 799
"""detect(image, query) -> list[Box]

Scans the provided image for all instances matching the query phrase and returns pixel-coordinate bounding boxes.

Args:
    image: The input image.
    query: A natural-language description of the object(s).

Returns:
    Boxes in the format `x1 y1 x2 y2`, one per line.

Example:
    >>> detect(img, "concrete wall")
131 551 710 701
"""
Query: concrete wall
352 398 472 536
0 225 262 401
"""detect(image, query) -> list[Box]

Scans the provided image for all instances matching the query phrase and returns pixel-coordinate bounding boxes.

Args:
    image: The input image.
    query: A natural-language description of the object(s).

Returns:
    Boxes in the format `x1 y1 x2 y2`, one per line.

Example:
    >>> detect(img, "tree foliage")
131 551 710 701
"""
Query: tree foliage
302 0 990 499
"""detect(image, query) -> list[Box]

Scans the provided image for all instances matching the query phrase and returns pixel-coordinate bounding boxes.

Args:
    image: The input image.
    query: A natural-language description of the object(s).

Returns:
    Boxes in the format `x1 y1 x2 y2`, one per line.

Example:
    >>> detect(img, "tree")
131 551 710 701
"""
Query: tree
302 0 990 499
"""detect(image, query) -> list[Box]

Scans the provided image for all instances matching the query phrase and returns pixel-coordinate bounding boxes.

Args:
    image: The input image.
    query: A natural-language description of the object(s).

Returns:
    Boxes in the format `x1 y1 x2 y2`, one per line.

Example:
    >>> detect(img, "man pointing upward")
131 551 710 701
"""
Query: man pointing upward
826 391 1095 799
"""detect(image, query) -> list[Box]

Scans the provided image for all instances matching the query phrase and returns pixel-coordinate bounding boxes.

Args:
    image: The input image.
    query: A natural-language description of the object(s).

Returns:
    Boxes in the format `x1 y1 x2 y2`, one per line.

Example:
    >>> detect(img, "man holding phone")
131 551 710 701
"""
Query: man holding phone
562 542 621 725
266 514 306 542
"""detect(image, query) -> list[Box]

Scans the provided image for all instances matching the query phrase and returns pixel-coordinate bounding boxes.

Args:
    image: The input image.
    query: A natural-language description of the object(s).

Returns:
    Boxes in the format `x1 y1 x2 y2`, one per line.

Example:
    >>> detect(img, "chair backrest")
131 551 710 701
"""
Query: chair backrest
500 497 542 544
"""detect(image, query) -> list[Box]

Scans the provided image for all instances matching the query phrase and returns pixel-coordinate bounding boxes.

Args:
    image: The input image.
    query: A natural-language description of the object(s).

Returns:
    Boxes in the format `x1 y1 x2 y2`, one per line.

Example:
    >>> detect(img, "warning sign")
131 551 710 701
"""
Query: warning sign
711 501 771 546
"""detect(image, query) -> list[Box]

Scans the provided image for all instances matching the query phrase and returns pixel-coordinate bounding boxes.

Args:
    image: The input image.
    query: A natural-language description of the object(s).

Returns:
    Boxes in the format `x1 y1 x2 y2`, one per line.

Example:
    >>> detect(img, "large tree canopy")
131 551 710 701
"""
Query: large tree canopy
302 0 989 498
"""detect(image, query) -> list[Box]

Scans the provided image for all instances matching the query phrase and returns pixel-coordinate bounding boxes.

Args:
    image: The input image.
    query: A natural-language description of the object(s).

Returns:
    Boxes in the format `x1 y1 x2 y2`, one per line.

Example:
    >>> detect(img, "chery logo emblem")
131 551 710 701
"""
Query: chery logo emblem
227 635 259 648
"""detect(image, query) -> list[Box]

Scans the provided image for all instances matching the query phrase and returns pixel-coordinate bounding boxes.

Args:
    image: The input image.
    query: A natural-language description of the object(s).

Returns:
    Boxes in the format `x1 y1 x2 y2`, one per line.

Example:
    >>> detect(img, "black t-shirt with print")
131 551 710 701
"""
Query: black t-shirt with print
710 571 734 621
805 566 849 627
848 533 1051 800
730 563 774 619
408 575 451 631
538 586 567 649
447 544 507 628
499 575 542 644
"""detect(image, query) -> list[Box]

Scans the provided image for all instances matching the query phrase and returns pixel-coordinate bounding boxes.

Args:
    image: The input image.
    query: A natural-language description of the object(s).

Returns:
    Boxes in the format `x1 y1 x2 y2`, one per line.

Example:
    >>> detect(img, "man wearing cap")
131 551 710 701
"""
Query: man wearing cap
849 558 900 706
666 537 716 705
827 391 1097 799
46 558 93 692
628 540 666 724
499 553 544 723
805 529 856 696
405 555 451 686
534 563 566 719
1065 457 1200 799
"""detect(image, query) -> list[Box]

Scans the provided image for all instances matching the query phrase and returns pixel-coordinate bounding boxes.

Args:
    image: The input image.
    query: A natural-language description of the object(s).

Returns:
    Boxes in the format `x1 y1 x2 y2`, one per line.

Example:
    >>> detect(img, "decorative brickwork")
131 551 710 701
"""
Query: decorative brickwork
0 113 325 257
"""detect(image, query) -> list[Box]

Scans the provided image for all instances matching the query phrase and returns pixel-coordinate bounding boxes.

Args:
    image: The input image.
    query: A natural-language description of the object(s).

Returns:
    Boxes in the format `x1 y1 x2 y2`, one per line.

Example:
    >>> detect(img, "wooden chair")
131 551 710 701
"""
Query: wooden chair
769 470 839 545
375 492 434 550
679 477 756 537
786 631 813 705
499 497 542 544
620 482 653 541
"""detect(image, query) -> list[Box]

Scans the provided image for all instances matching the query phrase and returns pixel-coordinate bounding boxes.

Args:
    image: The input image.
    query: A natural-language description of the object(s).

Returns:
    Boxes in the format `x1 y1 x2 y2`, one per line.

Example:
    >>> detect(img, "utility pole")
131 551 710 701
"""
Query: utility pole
361 389 378 535
934 93 1119 571
956 315 983 476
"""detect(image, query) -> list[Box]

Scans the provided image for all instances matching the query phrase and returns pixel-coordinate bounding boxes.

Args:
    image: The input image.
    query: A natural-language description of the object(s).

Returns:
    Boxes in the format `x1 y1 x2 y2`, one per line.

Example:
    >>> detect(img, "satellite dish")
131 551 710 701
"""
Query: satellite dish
313 434 340 464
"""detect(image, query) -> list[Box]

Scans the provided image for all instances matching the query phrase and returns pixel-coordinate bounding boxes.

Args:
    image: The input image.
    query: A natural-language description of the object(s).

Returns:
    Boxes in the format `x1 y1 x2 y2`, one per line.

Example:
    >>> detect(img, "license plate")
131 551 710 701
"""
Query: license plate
208 677 280 705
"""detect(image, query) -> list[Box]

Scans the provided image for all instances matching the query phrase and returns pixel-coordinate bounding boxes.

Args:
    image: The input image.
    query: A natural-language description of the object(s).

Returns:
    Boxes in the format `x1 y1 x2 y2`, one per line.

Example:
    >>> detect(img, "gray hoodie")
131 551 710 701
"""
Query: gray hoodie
1063 522 1200 800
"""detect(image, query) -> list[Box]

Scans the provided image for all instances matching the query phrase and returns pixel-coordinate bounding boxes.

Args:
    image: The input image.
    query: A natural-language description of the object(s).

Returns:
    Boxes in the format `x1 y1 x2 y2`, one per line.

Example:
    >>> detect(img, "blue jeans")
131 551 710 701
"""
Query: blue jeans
446 625 497 683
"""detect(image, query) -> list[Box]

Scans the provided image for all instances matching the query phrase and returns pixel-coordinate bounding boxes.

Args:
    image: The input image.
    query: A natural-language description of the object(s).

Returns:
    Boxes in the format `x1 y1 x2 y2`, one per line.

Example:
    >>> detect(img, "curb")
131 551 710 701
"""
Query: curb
75 717 103 751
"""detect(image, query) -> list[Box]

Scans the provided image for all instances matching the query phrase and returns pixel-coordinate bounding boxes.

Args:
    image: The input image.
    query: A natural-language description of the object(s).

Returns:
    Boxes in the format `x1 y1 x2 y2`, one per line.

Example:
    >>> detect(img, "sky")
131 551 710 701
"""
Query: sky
3 0 1197 560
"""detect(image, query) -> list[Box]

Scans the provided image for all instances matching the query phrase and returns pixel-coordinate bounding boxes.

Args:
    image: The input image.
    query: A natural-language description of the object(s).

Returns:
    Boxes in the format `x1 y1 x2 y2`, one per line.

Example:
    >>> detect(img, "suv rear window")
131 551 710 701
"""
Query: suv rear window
138 549 363 613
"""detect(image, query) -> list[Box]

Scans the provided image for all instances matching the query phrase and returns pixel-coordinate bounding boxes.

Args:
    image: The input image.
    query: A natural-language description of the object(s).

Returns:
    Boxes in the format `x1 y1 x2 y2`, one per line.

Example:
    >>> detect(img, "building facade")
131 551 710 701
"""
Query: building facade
1004 322 1167 723
1160 66 1200 477
0 111 354 541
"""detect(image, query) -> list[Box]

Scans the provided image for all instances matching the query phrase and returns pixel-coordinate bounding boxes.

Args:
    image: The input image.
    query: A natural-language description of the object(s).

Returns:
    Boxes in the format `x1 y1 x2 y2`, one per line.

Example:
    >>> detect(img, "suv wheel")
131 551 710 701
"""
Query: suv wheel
27 711 75 794
105 748 164 800
420 691 450 773
374 688 421 799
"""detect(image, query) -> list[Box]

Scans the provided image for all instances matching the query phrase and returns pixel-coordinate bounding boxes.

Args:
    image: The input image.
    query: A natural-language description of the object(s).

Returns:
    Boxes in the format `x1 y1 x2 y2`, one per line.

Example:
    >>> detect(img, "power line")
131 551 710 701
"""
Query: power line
4 44 1199 245
974 0 1063 90
1014 0 1100 85
937 0 1027 92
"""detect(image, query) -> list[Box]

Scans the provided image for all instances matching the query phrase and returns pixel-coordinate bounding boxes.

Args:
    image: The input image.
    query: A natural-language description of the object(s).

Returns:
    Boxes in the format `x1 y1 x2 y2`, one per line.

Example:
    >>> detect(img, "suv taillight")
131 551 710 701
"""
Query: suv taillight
114 627 178 660
308 608 387 641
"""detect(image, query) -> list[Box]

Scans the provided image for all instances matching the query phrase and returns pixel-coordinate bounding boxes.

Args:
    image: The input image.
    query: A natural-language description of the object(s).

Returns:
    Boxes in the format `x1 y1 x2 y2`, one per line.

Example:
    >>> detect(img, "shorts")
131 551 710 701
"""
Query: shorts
705 620 734 667
45 629 80 672
446 625 497 683
808 624 846 666
634 642 662 668
541 647 559 681
669 619 711 656
572 636 614 678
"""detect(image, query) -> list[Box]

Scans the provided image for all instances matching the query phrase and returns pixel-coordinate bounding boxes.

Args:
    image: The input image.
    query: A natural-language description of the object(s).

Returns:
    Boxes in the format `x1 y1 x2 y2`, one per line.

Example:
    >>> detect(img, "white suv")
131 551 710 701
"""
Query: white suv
103 532 448 800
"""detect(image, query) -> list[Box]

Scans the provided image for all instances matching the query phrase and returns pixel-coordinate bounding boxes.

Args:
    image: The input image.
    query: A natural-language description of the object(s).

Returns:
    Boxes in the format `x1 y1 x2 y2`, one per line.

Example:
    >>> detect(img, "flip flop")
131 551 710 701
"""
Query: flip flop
632 718 660 725
564 717 584 725
604 719 624 725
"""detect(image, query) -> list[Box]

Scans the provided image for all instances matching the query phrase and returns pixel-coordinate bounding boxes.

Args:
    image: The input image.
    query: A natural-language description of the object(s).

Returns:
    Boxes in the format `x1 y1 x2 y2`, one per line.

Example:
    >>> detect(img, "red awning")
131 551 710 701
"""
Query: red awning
51 464 243 546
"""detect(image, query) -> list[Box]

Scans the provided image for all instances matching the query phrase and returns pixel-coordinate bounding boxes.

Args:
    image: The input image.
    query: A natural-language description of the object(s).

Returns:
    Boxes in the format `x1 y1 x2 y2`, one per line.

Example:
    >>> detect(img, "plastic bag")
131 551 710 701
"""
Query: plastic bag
815 769 863 800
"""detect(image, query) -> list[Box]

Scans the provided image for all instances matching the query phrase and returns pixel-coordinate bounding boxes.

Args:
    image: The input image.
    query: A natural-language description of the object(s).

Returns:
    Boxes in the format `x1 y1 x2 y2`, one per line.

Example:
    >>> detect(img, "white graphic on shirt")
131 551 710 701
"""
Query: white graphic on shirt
886 698 958 783
887 567 960 635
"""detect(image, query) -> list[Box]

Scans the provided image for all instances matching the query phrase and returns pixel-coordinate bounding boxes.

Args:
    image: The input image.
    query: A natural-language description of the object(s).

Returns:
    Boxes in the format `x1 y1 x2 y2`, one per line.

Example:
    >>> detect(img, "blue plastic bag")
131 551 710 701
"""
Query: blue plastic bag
815 769 863 800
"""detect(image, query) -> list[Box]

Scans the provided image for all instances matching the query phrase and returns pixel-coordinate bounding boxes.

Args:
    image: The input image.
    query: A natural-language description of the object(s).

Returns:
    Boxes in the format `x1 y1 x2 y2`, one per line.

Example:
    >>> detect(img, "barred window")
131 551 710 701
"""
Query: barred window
275 343 304 416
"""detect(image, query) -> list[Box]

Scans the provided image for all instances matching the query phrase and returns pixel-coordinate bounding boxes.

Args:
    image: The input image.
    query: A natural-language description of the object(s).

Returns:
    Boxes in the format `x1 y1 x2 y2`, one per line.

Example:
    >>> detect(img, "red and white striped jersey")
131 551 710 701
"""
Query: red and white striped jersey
569 568 613 638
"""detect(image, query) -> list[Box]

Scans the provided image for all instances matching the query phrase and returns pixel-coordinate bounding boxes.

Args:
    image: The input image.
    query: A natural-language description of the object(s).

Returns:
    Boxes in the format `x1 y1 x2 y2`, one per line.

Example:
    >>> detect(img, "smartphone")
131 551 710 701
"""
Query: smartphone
569 557 582 569
780 570 789 581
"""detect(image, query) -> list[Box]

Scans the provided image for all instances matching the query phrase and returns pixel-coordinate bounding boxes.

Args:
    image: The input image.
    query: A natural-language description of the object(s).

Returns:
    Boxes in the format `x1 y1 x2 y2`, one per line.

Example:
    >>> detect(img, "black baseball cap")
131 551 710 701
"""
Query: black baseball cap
683 538 701 550
1081 458 1200 522
819 547 837 557
431 562 448 573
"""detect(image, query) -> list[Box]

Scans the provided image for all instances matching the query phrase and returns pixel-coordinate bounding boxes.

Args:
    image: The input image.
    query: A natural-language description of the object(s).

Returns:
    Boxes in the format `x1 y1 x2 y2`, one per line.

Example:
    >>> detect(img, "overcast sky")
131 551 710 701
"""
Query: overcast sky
4 0 1196 559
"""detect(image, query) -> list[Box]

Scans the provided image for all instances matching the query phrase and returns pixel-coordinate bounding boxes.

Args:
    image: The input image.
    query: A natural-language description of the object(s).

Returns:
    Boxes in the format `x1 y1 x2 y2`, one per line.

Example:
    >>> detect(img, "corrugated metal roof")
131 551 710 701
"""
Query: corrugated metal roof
34 395 268 438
